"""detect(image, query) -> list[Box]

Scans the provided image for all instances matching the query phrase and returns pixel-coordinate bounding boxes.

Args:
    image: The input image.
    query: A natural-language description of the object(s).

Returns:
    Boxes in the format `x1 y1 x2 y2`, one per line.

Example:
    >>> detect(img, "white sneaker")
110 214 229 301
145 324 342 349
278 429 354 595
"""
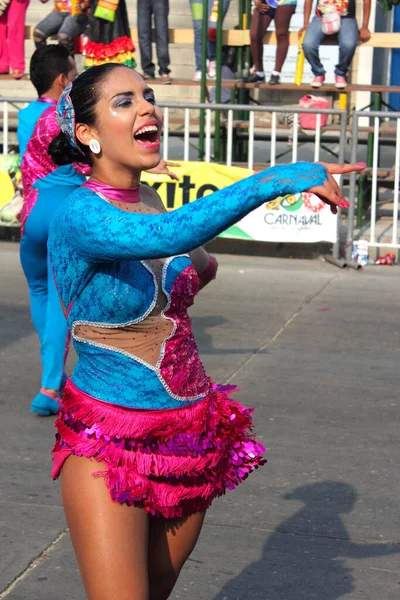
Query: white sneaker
192 70 202 82
208 60 217 79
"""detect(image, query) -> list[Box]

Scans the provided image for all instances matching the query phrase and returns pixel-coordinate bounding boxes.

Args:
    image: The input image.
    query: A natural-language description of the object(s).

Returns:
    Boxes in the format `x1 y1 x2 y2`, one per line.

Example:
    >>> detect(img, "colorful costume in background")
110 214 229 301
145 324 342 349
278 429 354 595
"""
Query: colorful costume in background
83 0 135 69
48 116 327 515
18 99 88 414
0 0 30 77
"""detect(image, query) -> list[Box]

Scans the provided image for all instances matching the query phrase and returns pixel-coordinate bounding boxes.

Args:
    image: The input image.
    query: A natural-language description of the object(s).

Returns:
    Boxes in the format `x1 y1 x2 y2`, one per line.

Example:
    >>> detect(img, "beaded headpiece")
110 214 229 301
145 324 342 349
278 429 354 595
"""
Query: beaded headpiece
56 81 83 153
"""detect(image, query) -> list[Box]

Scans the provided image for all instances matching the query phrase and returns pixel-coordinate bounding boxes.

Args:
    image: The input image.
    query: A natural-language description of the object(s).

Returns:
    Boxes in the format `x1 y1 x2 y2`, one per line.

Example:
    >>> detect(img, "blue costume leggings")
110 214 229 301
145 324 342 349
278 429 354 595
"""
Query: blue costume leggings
20 186 73 390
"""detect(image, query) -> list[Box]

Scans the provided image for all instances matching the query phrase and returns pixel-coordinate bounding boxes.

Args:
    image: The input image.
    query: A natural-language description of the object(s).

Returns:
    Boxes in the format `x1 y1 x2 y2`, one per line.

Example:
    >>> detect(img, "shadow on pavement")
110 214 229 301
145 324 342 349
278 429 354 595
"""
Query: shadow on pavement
213 481 399 600
191 315 268 355
0 303 34 348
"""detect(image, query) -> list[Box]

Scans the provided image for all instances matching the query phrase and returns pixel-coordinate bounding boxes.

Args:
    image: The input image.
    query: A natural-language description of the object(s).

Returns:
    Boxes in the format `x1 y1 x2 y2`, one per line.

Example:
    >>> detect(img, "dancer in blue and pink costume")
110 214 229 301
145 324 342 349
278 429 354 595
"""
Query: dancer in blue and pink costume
18 45 82 416
47 64 363 599
19 47 180 417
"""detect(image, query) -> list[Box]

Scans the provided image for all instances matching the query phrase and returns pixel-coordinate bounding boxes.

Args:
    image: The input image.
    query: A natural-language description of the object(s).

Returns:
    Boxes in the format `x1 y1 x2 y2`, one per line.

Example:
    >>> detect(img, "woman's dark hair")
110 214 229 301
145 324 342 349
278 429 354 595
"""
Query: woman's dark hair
30 45 73 97
48 63 129 166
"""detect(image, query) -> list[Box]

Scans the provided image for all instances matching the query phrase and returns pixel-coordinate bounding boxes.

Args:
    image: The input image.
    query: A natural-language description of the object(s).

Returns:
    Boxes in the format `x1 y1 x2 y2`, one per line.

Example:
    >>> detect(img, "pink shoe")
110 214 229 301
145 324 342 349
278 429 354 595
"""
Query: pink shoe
12 70 24 80
335 75 347 89
311 75 325 88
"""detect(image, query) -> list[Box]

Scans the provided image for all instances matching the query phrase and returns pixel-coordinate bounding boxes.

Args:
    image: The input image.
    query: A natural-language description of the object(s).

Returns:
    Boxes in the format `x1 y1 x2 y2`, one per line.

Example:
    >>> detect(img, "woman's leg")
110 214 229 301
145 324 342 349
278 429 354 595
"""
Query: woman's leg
188 0 203 73
148 511 206 600
20 231 48 345
250 8 273 72
0 9 9 72
61 455 150 600
6 0 30 74
20 189 71 409
273 4 296 73
302 15 326 77
336 17 358 77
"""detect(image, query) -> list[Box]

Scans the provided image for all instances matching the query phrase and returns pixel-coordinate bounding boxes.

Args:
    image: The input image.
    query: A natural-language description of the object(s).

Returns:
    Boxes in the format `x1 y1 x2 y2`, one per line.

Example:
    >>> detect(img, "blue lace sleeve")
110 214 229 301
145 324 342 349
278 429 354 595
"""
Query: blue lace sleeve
64 162 327 262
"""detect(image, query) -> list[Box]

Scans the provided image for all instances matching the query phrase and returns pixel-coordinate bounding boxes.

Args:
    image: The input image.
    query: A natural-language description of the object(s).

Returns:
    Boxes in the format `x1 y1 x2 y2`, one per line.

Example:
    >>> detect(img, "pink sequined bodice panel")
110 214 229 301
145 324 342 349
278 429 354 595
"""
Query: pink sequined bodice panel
160 264 211 398
20 105 90 232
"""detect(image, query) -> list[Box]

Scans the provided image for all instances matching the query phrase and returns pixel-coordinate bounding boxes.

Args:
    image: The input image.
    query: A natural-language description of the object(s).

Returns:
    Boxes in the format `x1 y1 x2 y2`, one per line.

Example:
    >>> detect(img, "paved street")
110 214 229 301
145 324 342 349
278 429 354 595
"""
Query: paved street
0 241 399 600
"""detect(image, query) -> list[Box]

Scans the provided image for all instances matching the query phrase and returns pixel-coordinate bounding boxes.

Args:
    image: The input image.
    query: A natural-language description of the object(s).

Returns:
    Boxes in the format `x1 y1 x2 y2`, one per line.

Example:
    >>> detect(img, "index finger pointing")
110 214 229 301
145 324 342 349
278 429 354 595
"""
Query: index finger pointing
323 162 366 175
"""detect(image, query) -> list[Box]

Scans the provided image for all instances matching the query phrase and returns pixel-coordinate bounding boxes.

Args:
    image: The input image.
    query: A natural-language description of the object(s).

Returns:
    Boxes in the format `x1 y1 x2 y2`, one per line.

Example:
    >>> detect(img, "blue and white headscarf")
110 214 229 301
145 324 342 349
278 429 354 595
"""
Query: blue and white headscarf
56 81 83 153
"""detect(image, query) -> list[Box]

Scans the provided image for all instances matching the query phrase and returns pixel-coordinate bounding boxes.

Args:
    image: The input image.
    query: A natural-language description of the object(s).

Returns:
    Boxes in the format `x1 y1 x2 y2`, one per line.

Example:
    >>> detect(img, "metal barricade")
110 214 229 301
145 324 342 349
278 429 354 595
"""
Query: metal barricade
0 96 347 170
157 101 347 171
1 96 347 260
347 110 400 262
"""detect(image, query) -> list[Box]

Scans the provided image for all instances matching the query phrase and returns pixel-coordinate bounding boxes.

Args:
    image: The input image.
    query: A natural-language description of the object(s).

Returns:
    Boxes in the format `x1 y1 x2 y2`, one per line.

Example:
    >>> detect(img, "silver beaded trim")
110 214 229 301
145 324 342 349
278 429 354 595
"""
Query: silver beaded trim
72 256 208 403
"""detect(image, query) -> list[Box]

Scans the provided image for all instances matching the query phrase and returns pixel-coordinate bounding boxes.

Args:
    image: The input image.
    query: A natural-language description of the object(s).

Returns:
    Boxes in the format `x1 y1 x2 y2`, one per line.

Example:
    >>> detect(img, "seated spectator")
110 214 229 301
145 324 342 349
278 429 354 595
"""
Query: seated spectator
189 0 230 82
300 0 371 89
0 0 30 79
33 0 90 56
137 0 171 84
248 0 297 85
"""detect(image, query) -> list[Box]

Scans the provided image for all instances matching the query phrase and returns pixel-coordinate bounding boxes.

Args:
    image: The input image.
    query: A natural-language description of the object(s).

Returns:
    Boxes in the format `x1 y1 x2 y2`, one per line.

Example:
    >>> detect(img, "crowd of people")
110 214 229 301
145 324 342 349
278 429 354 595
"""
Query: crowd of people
0 0 371 88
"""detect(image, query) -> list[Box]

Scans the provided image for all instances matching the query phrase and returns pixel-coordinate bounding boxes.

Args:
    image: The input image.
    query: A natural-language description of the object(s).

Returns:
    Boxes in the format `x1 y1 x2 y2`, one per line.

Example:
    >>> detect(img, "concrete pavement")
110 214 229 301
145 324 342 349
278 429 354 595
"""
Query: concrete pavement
0 241 399 599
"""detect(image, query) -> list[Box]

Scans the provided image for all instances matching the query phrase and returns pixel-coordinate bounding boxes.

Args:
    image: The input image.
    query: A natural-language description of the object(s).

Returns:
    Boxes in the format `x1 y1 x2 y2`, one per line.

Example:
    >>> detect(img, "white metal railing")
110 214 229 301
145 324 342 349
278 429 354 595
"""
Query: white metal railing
0 96 347 172
347 110 400 261
157 101 347 172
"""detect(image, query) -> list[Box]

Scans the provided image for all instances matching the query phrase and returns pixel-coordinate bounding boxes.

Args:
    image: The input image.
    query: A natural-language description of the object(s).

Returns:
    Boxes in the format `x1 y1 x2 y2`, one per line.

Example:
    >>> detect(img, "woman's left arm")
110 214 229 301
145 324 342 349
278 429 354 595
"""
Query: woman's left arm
141 184 218 288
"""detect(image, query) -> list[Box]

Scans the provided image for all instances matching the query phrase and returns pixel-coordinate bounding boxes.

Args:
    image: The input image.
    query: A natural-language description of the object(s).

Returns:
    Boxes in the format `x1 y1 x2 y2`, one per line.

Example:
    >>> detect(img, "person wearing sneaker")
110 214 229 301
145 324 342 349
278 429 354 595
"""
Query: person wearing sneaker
188 0 230 81
18 46 81 416
300 0 371 89
137 0 171 83
248 0 297 85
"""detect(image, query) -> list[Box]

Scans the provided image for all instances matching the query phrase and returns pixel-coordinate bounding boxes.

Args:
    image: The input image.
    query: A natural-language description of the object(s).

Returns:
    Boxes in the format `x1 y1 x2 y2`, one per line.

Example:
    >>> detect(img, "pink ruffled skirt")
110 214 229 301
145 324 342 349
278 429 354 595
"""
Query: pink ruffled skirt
52 379 266 518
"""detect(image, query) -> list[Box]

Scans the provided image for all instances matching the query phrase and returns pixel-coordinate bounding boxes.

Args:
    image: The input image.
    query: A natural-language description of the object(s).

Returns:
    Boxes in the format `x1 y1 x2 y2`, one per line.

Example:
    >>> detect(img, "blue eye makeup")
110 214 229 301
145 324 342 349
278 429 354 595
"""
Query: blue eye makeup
144 92 156 105
115 98 133 108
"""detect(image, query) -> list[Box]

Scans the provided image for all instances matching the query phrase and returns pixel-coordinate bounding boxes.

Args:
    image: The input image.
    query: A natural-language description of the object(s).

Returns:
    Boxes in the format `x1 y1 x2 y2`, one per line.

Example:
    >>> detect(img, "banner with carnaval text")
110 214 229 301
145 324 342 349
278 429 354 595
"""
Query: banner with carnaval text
0 157 337 243
141 161 338 244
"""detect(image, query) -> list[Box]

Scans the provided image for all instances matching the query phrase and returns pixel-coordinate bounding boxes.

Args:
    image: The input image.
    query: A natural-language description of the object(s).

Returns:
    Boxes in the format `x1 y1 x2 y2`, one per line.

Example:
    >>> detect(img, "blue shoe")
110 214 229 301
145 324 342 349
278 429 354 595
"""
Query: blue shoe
31 389 60 416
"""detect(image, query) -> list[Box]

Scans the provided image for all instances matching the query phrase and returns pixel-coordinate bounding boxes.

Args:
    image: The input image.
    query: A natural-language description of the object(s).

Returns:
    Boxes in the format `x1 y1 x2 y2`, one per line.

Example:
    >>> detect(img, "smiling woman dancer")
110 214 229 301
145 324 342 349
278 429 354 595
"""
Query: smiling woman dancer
47 64 363 600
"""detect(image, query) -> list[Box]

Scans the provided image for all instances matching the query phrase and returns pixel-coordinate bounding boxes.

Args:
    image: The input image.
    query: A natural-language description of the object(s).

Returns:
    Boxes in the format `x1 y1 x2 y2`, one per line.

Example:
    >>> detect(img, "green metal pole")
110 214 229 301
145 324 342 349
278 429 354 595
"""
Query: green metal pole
214 0 224 161
198 0 209 160
358 92 381 226
244 0 252 79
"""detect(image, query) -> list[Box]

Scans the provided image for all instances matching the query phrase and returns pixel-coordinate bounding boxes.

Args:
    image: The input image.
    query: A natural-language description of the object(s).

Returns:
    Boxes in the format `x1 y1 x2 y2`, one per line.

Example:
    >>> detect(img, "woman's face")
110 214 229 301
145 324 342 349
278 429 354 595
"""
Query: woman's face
85 67 163 173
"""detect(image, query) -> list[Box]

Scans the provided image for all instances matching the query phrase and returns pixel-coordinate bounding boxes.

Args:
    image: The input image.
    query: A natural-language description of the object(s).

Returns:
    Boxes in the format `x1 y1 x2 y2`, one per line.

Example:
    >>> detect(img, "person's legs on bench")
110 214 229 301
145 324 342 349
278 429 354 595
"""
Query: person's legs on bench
34 11 66 48
336 16 358 78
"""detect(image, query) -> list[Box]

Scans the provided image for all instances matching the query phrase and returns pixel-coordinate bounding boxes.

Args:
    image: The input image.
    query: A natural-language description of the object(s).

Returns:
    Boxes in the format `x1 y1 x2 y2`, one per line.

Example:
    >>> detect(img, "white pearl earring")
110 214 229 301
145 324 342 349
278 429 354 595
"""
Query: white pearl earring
89 139 101 154
111 111 117 117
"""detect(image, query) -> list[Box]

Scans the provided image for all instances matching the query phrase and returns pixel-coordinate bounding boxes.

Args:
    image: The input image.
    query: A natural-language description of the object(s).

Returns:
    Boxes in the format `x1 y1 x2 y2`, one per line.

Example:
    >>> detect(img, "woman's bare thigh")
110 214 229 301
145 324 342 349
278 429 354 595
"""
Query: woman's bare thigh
61 455 149 600
148 511 206 600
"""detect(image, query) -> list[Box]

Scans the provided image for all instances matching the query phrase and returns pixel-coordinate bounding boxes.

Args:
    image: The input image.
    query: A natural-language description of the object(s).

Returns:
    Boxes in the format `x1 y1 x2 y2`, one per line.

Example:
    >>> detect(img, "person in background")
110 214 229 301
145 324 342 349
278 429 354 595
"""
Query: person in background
300 0 371 89
0 0 30 79
189 0 231 82
18 45 83 416
33 0 90 56
18 47 179 417
137 0 171 83
248 0 297 85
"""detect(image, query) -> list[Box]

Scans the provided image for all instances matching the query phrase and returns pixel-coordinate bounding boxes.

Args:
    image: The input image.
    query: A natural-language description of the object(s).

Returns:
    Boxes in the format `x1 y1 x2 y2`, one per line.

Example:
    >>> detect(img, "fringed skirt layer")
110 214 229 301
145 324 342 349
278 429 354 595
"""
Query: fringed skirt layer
52 379 266 518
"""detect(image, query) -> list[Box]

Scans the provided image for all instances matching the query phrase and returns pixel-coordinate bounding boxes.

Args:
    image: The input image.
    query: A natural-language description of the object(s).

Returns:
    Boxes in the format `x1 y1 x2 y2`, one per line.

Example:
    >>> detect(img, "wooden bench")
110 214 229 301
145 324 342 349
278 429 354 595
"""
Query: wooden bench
22 27 400 49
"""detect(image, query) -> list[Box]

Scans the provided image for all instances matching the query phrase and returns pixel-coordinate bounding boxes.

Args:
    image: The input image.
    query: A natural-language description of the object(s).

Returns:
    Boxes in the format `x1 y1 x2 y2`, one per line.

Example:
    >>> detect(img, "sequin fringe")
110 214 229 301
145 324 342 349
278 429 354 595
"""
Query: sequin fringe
52 379 267 518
